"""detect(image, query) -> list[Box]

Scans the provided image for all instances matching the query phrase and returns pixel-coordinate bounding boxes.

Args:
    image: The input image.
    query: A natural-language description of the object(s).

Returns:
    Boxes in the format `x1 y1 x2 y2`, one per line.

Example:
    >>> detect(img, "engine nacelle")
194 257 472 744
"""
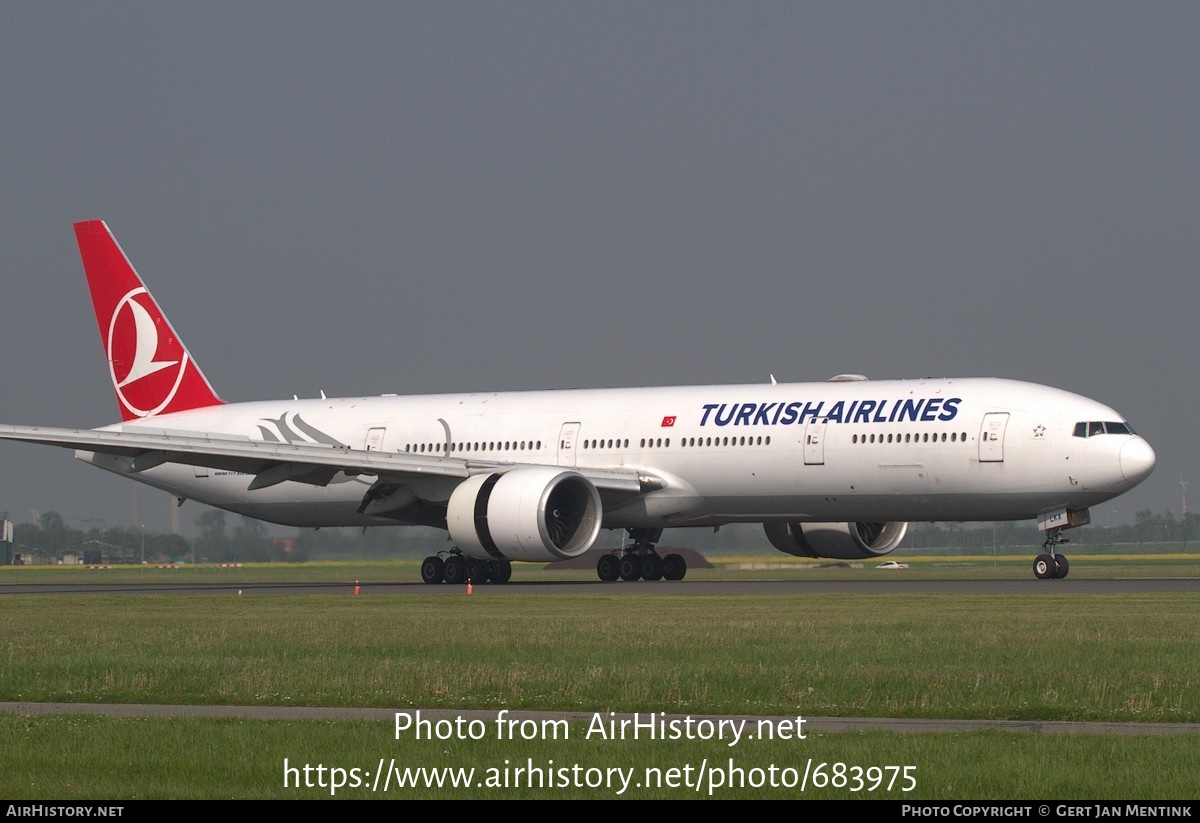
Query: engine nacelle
763 521 908 560
446 467 603 562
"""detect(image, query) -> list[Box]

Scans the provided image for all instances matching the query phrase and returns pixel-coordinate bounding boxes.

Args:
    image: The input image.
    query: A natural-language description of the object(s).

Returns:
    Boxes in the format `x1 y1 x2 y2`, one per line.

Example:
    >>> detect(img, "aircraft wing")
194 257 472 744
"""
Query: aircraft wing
0 424 649 497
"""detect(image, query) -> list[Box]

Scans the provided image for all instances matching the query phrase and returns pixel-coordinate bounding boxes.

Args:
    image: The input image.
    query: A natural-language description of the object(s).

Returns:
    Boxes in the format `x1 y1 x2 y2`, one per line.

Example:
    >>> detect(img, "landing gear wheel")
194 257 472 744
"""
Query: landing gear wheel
489 560 512 584
1053 554 1070 579
641 554 664 581
1037 525 1073 580
443 555 467 585
619 555 641 581
465 558 489 584
1033 553 1056 580
596 554 620 582
420 555 445 585
662 553 687 581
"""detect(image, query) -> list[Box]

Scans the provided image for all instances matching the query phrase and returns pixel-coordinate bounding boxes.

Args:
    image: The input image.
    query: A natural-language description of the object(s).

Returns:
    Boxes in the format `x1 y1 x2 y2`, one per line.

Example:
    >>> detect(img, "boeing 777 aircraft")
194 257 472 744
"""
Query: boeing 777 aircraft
0 221 1156 582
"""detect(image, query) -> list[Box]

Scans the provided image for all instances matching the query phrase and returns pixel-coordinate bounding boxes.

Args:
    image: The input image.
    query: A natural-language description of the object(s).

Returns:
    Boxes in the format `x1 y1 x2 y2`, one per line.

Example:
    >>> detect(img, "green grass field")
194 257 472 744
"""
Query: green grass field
4 715 1198 799
1 557 1197 799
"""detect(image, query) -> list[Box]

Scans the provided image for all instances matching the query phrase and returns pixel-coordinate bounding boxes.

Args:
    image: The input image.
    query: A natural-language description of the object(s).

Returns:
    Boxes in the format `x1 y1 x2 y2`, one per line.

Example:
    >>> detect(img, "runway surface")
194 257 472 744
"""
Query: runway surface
1 577 1198 596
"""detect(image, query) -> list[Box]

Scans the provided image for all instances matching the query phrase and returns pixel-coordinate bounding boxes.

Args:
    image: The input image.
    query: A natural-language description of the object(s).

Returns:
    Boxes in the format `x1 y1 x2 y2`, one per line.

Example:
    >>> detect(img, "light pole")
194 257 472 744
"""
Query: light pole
140 524 145 565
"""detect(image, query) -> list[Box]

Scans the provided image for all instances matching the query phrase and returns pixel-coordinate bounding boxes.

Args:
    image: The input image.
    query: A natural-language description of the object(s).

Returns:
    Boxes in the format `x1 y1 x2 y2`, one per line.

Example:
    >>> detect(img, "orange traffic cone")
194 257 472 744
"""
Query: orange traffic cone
354 580 360 596
466 579 474 595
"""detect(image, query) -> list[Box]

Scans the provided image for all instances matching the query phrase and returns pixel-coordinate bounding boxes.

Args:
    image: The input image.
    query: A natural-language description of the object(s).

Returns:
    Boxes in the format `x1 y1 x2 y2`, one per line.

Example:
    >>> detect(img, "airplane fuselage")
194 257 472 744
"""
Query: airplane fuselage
83 376 1154 531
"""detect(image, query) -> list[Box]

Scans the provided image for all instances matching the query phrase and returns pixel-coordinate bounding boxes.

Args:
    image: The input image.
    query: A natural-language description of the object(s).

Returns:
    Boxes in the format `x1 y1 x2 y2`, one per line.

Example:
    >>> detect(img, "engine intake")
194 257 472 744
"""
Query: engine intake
764 520 908 560
447 467 603 562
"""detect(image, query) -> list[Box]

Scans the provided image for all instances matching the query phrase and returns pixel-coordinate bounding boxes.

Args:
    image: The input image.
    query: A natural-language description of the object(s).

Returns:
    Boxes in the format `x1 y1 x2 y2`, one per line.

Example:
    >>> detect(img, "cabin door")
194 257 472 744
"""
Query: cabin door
557 422 581 467
979 413 1009 462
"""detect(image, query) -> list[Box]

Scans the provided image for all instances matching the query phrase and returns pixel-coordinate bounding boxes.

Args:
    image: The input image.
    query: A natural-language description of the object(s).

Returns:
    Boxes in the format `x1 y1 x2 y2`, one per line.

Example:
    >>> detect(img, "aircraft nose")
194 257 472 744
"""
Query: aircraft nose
1120 438 1156 484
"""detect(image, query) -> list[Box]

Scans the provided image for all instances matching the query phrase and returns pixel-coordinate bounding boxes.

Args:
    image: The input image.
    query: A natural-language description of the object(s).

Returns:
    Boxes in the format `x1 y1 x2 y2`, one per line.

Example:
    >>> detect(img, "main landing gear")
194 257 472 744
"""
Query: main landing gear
1032 528 1070 580
596 528 687 582
421 549 512 585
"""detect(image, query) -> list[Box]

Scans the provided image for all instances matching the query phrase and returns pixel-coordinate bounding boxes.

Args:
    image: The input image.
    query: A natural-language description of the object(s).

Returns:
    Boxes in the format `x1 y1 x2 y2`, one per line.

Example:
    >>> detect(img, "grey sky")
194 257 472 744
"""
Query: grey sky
1 2 1196 535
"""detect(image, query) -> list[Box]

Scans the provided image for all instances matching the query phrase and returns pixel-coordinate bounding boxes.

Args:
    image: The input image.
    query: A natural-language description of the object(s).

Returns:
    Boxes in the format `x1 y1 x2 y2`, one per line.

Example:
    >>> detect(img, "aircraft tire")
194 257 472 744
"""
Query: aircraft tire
663 553 687 581
465 557 489 584
1033 554 1056 580
641 554 664 581
618 556 641 582
443 555 467 585
1053 554 1070 579
596 554 620 582
421 555 445 585
489 560 512 584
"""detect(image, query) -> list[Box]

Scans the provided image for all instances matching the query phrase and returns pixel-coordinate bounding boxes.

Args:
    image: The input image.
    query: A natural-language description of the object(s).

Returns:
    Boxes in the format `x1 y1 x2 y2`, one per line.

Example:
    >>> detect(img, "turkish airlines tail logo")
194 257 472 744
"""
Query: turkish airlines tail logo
75 221 224 421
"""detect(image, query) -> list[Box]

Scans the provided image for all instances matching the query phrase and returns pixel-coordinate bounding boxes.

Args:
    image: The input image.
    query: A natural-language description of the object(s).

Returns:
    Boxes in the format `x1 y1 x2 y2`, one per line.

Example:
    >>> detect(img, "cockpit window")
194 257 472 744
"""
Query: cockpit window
1073 421 1136 437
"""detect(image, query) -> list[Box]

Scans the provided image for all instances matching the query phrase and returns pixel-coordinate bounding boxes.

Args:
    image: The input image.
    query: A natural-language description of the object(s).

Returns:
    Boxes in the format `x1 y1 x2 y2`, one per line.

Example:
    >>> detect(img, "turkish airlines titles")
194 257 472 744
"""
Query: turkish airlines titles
697 397 964 428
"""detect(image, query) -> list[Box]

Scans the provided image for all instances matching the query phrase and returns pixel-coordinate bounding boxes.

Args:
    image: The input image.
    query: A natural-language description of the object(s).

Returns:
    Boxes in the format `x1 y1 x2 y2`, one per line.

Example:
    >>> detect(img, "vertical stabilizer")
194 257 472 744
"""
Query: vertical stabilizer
74 220 224 421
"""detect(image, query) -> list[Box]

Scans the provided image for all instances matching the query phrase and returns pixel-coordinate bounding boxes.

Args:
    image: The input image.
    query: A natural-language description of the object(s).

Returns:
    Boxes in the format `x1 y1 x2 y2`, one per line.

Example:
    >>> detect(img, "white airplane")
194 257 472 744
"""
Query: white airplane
0 221 1156 582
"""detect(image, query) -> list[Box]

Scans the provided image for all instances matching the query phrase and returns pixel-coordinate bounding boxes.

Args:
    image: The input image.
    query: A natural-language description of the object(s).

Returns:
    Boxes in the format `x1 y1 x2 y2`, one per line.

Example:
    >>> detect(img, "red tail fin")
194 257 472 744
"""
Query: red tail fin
74 220 224 421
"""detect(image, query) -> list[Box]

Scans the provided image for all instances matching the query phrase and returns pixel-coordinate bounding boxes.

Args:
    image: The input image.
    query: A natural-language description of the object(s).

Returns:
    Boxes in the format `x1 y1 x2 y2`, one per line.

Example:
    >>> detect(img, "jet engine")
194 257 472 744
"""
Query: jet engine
763 521 908 560
446 466 603 562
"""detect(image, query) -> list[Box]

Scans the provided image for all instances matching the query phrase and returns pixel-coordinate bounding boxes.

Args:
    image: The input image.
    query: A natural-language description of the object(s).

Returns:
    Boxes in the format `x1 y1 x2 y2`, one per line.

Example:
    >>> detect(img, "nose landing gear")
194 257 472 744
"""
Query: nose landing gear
1033 528 1070 579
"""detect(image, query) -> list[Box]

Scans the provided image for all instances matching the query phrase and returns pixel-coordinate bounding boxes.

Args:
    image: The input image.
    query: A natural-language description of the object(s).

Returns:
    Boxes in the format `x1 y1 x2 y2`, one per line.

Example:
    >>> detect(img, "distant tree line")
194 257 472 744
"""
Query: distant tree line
904 510 1199 552
3 507 1196 564
5 509 282 564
